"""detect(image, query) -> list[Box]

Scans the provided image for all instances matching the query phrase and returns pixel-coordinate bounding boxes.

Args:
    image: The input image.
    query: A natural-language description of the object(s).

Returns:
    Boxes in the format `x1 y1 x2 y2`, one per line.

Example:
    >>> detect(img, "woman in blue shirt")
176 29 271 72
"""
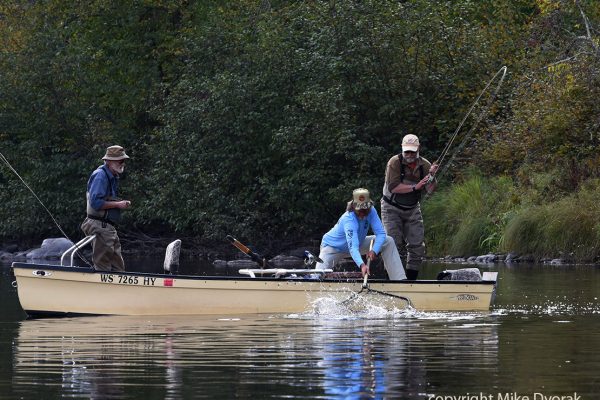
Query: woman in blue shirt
315 188 407 280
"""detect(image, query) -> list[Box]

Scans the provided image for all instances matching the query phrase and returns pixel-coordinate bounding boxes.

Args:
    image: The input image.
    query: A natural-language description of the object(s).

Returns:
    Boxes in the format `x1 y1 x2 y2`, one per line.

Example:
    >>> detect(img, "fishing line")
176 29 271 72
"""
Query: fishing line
0 151 93 267
433 66 508 182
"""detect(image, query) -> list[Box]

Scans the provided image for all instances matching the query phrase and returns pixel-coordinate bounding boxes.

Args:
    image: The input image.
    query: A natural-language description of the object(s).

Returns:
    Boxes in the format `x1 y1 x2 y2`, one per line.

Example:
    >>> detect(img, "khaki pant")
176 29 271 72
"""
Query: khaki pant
81 218 125 272
381 201 425 272
315 235 407 280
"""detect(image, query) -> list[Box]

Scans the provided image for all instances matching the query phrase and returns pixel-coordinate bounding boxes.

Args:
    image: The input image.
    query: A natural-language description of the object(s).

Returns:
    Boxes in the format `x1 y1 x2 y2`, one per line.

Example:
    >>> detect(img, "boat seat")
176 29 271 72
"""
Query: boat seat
164 239 181 274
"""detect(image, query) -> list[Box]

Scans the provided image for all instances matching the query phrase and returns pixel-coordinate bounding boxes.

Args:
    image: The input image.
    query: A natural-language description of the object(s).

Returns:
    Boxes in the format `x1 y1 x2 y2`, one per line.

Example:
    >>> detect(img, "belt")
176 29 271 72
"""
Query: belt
382 195 417 211
86 215 116 227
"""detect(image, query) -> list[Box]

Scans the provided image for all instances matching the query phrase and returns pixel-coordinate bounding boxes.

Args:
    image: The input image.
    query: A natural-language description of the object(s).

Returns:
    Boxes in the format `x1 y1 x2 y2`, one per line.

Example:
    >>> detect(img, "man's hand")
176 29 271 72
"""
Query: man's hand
430 163 439 175
416 175 430 190
116 200 131 209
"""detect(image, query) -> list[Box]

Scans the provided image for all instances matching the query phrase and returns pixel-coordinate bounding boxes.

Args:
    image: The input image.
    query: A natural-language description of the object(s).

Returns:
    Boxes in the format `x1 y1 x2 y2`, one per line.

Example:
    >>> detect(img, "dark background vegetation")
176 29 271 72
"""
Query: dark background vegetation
1 0 599 260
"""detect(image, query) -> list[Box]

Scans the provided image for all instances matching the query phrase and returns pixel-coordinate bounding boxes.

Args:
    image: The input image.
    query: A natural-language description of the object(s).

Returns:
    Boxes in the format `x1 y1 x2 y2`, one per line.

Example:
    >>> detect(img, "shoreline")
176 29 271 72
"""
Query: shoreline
2 236 598 268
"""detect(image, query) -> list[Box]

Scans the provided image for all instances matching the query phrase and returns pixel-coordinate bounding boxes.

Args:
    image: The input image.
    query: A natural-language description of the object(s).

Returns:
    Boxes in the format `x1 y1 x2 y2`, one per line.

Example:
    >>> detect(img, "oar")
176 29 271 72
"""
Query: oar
362 239 374 288
226 235 271 268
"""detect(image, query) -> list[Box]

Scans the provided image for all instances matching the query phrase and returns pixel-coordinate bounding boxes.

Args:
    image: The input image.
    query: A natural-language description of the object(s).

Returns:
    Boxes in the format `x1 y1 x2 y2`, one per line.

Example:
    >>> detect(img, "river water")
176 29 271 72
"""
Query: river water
1 261 599 399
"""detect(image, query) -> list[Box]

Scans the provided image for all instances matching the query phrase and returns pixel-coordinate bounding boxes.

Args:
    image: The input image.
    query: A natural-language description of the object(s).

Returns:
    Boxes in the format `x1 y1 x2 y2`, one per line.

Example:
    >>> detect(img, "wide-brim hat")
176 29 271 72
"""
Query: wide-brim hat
102 145 130 161
352 188 373 210
402 134 420 152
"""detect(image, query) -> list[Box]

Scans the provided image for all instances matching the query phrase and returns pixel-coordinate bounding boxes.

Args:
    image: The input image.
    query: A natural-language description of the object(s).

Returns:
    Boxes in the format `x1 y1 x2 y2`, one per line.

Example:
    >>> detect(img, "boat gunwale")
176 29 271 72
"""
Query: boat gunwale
11 262 497 285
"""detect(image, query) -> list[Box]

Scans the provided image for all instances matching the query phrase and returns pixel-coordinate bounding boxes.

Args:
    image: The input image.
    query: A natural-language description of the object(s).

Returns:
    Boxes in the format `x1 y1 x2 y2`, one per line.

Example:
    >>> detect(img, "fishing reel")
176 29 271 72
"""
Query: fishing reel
303 250 322 267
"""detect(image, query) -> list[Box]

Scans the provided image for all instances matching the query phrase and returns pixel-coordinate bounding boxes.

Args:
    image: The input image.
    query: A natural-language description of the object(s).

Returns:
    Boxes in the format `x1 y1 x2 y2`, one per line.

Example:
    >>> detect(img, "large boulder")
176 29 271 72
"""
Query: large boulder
504 253 518 263
227 259 260 269
26 238 74 260
437 268 482 281
0 251 14 263
268 255 303 268
475 253 496 264
14 250 34 261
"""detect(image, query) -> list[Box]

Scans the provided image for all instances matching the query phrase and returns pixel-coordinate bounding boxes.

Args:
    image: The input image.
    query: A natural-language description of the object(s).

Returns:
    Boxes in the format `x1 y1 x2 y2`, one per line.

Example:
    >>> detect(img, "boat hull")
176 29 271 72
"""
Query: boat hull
12 263 497 316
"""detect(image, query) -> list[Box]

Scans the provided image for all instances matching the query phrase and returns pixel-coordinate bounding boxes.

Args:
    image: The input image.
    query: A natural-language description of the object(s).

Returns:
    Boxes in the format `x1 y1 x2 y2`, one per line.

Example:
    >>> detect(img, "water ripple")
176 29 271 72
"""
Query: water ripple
493 300 600 316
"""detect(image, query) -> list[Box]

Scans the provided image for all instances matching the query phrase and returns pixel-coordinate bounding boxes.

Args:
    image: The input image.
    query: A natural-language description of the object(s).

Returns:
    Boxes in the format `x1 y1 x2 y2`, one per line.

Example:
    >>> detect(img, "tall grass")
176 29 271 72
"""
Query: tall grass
424 175 600 262
423 175 516 257
502 180 600 261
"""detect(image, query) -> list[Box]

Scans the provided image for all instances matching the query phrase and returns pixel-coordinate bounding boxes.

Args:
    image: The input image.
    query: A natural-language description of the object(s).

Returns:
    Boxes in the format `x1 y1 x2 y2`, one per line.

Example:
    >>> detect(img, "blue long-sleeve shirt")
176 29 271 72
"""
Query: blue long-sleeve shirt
87 165 118 211
321 208 386 268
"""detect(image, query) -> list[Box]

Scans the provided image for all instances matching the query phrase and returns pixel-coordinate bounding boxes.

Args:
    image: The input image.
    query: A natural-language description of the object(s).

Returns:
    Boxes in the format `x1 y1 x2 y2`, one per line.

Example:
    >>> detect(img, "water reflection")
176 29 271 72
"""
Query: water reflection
7 262 600 399
13 312 501 399
307 316 499 398
14 317 187 399
318 327 383 398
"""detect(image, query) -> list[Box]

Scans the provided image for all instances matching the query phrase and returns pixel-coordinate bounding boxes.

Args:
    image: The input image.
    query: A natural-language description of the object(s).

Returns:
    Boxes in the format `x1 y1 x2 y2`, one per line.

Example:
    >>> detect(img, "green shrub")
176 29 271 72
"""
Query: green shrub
424 174 517 257
502 180 600 261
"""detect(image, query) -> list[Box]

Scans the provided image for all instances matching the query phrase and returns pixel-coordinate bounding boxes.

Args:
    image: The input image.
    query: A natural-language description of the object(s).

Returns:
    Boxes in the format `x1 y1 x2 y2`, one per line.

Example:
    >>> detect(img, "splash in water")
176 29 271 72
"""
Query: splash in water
493 299 600 316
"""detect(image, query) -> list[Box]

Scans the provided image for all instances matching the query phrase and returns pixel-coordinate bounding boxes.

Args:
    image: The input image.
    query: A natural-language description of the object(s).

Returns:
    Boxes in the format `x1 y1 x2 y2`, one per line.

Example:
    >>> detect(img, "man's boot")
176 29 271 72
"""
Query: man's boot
406 269 419 280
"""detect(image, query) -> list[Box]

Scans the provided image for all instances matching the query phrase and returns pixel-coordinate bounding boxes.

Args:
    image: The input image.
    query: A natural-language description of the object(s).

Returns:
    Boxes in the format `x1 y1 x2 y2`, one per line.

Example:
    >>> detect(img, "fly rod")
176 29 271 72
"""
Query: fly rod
429 66 508 183
0 151 93 267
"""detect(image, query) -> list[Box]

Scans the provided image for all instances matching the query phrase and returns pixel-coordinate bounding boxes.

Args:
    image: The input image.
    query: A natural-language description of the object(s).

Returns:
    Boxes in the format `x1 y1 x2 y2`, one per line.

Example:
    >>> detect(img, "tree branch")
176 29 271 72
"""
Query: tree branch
575 0 598 52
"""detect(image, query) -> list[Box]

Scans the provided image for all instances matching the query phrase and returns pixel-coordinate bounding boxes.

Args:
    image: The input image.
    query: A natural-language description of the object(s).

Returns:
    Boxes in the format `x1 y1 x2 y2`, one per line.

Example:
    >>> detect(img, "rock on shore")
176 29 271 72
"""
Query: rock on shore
0 238 74 264
438 252 574 265
25 238 74 260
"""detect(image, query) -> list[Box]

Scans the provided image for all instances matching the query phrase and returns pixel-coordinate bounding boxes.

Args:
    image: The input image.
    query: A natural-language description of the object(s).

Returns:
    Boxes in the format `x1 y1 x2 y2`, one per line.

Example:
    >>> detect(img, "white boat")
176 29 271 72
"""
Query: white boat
11 238 498 317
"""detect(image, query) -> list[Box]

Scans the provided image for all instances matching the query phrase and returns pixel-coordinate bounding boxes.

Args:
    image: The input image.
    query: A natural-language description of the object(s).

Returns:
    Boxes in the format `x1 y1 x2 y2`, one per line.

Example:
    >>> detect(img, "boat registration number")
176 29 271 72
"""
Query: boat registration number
100 274 158 286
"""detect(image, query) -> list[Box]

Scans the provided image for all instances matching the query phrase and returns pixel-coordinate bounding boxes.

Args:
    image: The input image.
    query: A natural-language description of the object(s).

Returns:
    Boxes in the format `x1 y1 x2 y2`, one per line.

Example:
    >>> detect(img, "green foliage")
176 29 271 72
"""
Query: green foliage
502 180 600 261
424 174 517 257
138 0 532 243
425 173 600 262
1 0 600 261
0 0 197 238
478 0 600 190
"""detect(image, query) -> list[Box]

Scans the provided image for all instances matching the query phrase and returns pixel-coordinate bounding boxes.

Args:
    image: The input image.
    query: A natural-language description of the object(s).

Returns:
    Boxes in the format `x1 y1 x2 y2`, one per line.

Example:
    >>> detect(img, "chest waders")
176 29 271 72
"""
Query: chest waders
86 167 122 227
382 154 425 210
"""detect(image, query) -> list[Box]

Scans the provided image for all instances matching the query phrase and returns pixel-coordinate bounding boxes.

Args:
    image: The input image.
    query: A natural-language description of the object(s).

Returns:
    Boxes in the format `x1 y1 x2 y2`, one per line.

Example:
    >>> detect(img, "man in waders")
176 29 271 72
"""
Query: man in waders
81 145 131 271
381 134 438 280
315 188 406 280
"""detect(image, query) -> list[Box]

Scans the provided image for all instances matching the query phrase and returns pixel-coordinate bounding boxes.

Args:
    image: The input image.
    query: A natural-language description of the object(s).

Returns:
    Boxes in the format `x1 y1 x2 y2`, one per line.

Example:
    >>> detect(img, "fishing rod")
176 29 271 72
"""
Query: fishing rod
0 151 93 267
429 66 508 183
226 235 272 268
